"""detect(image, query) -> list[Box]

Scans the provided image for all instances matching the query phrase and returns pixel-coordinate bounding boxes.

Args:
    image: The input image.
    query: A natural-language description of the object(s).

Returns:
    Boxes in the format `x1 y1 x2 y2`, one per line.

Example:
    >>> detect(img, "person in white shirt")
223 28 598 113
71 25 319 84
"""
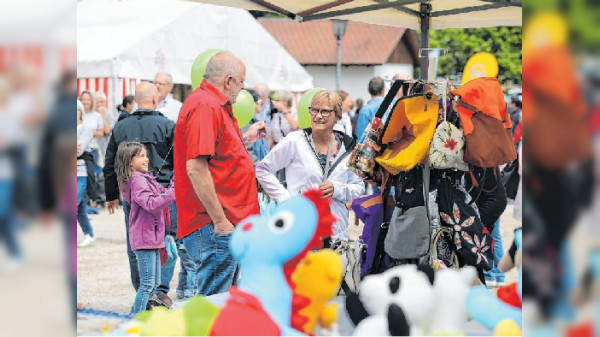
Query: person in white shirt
268 90 298 149
77 100 96 246
256 90 364 242
333 90 354 137
154 72 182 122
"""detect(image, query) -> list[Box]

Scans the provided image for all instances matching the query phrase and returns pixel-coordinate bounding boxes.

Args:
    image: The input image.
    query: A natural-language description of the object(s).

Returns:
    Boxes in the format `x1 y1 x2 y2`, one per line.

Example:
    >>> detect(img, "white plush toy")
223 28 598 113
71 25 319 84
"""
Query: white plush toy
349 264 436 336
429 266 477 335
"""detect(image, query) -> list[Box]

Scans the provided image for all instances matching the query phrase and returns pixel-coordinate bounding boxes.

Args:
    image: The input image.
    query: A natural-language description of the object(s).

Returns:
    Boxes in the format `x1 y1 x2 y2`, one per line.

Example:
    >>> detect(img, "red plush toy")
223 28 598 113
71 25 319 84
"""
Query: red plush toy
209 287 280 336
496 283 522 309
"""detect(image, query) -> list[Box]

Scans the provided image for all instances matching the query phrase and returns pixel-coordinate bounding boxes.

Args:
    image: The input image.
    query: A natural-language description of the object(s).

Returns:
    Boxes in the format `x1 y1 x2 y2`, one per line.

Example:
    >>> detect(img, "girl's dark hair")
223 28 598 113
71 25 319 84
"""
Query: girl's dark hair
115 141 145 193
123 95 134 106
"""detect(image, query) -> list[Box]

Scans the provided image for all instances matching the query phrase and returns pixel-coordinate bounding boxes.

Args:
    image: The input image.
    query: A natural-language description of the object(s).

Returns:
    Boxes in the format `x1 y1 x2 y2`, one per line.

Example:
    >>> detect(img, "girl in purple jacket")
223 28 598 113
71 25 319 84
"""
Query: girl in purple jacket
115 141 175 315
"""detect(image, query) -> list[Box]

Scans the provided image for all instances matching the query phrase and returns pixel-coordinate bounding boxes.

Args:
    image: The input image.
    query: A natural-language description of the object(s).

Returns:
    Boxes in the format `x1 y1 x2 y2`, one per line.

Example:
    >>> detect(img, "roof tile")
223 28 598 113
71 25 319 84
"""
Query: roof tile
260 18 408 65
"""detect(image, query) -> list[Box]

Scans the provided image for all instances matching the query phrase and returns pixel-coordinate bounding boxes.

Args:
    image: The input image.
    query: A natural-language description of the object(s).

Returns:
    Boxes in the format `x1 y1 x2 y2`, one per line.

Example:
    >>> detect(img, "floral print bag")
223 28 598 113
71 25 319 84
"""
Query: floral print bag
427 93 469 171
437 174 493 270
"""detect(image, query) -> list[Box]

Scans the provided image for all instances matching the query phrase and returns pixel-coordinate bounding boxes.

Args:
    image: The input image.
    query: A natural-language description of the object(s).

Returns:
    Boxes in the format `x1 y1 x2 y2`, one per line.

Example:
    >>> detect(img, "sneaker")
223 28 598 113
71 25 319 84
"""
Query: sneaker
496 280 505 287
78 234 96 247
156 293 173 308
176 290 184 300
485 279 497 287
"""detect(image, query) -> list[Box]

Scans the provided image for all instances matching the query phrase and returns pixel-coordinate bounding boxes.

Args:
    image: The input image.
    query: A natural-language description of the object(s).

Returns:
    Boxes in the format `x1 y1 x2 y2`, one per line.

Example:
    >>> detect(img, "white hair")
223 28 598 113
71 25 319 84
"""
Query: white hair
155 72 173 84
93 91 107 100
204 51 242 82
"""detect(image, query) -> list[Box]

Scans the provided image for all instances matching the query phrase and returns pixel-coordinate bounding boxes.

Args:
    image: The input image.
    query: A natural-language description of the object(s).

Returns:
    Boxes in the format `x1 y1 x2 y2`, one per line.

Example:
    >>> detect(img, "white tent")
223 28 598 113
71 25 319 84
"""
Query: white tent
77 0 313 108
190 0 521 79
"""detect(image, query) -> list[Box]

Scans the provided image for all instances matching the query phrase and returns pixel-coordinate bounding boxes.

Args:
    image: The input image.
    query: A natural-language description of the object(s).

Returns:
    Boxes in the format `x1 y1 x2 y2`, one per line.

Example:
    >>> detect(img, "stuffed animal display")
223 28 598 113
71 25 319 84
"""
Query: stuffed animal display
214 189 335 336
291 249 343 334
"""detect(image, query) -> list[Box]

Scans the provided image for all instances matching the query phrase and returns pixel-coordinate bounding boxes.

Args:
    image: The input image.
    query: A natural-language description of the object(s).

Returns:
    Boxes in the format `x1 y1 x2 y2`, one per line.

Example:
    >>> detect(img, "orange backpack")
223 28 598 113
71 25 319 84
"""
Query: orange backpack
450 77 516 168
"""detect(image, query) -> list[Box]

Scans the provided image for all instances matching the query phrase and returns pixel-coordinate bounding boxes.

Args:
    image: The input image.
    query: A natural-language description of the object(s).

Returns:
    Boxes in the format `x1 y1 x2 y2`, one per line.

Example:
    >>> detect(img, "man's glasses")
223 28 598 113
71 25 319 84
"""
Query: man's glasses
153 81 170 86
309 107 335 117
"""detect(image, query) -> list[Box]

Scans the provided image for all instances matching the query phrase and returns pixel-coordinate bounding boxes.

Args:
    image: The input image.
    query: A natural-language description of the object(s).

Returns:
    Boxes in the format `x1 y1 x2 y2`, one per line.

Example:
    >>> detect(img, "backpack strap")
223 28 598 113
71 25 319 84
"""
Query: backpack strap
371 170 393 275
373 80 404 120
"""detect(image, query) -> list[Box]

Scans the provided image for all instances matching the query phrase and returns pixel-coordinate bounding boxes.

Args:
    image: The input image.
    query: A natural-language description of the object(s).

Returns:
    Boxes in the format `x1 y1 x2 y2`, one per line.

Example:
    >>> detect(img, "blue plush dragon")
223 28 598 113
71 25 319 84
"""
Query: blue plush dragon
228 190 335 336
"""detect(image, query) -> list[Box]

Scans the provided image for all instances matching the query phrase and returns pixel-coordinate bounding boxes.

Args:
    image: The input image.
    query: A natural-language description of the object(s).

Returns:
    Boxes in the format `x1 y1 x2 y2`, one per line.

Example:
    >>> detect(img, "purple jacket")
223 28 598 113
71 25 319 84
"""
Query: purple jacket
123 172 175 251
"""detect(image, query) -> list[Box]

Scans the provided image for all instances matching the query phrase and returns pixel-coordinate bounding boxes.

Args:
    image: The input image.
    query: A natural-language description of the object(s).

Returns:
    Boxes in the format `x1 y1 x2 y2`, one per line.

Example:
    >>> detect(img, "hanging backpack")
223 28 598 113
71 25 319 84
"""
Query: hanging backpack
375 85 439 174
450 77 516 168
384 165 431 261
349 80 405 185
436 173 493 270
350 192 396 277
427 92 469 171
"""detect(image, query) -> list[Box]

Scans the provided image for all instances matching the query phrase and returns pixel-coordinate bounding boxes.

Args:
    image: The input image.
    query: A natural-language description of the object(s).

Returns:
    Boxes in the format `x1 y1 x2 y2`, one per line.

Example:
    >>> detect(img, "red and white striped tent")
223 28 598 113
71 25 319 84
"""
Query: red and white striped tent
76 77 140 109
77 0 313 110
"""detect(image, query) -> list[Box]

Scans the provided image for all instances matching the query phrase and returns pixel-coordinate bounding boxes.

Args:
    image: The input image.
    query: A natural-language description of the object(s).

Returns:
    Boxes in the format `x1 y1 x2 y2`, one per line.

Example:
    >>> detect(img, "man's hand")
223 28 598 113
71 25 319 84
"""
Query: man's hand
77 143 82 153
213 218 235 234
107 200 119 214
319 181 335 198
243 121 267 145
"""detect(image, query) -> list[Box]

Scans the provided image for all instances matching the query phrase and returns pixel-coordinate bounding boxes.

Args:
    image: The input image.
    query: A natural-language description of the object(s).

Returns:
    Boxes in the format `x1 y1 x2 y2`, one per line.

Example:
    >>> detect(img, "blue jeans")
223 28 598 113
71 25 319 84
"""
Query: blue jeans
183 223 237 296
76 177 94 237
131 249 160 315
176 238 197 299
125 201 187 295
484 219 504 282
123 201 140 291
0 180 20 258
154 202 179 295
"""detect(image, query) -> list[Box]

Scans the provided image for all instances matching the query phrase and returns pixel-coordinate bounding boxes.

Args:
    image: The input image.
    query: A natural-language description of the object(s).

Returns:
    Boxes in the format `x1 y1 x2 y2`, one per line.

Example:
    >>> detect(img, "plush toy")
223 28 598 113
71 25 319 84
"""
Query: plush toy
428 266 477 335
466 228 523 335
347 264 436 336
135 296 219 336
291 249 343 334
221 189 334 336
497 283 522 309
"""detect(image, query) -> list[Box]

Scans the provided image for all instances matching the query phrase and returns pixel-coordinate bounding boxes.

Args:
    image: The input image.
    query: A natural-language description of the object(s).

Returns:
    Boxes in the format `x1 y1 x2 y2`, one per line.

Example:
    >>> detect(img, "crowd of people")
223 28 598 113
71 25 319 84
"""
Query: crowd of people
76 50 522 316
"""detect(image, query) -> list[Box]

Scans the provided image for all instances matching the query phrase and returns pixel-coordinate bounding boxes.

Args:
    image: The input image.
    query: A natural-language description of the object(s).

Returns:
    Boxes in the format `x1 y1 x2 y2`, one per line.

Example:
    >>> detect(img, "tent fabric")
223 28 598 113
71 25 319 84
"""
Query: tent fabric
77 0 313 92
191 0 522 30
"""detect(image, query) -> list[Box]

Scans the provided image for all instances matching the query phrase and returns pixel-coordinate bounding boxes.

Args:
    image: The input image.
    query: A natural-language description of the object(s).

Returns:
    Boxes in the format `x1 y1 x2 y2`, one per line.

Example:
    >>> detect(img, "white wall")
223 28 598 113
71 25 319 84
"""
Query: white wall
374 63 414 92
305 64 414 106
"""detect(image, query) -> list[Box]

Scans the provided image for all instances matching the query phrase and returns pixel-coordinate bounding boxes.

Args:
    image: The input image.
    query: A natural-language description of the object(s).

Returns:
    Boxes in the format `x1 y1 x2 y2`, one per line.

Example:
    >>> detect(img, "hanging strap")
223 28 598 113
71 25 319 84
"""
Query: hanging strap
373 80 405 121
370 170 392 275
164 206 172 235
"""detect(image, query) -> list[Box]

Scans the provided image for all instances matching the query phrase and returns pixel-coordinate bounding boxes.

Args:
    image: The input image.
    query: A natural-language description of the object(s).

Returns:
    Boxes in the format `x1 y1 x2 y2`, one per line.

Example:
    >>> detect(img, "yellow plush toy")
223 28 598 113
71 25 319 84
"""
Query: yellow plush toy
291 249 343 334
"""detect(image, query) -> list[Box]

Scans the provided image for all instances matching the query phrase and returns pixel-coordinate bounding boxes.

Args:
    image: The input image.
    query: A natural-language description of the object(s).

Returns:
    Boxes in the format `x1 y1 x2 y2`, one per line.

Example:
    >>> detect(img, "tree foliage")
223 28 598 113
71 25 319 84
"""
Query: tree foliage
427 27 522 87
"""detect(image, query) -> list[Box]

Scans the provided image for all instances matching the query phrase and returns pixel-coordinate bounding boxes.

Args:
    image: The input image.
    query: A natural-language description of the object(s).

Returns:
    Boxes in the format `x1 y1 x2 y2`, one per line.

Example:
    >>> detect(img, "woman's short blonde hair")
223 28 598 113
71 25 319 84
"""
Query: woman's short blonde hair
311 90 342 119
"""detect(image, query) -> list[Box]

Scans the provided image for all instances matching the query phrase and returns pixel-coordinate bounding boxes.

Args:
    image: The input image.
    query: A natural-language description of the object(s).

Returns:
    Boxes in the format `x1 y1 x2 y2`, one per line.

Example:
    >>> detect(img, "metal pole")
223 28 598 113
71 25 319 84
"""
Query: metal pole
336 37 342 90
419 2 432 80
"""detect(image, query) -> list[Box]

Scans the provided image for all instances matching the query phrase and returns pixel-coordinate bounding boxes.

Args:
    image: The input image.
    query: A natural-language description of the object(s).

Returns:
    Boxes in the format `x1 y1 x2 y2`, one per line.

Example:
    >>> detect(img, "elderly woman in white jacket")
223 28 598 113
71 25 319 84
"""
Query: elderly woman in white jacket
256 90 364 242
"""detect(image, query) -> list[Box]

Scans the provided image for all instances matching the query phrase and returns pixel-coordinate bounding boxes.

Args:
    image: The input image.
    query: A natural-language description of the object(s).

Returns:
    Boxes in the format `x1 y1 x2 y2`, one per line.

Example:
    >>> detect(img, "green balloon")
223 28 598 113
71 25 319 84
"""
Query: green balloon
233 89 255 128
297 87 325 129
191 49 223 90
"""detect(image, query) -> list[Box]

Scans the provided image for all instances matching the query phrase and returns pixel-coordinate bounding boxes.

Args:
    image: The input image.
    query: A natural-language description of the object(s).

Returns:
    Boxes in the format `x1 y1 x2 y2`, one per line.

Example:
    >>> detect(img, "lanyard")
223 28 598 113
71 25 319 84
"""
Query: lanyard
309 133 334 181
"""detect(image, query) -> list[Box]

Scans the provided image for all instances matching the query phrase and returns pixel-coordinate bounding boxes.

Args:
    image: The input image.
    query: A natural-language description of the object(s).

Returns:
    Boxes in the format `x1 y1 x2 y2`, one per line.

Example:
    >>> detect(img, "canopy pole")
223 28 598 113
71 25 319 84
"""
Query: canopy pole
419 2 432 80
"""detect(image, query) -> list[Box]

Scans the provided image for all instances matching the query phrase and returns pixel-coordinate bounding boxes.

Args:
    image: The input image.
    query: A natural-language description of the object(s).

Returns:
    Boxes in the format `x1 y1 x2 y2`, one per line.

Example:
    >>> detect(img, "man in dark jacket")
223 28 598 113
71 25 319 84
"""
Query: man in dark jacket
104 81 177 308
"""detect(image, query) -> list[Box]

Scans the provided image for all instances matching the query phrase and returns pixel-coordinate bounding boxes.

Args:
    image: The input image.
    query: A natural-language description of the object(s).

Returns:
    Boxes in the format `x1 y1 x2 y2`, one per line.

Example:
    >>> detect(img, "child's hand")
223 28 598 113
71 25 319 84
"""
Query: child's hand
169 176 175 189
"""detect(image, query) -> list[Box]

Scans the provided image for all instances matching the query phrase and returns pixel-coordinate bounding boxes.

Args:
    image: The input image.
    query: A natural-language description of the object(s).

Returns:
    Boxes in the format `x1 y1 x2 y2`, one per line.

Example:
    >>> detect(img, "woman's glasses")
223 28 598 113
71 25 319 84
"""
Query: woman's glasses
309 107 335 117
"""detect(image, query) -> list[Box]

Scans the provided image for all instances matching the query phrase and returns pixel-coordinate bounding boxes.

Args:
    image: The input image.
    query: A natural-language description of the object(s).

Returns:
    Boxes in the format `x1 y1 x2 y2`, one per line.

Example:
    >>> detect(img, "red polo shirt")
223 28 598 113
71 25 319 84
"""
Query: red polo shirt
174 81 259 238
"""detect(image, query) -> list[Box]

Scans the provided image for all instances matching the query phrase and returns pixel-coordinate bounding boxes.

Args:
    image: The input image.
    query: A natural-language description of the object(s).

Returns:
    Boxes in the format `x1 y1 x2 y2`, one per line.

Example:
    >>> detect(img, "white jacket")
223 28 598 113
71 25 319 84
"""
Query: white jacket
256 129 365 240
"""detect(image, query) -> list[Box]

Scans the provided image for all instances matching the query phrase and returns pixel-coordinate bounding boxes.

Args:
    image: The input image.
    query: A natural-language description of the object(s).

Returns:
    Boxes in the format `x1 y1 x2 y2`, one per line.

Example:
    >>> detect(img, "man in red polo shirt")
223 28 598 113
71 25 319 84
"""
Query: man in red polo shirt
174 51 265 296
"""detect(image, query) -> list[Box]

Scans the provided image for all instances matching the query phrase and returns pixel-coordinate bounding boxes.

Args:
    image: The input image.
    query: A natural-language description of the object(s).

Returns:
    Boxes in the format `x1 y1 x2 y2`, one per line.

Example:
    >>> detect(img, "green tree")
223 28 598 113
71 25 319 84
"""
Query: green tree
427 27 522 87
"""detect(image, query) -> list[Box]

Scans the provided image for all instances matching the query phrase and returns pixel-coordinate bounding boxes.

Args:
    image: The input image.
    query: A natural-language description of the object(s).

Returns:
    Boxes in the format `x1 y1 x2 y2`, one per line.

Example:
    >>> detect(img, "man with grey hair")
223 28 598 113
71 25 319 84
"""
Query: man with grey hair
174 51 266 296
154 72 183 122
